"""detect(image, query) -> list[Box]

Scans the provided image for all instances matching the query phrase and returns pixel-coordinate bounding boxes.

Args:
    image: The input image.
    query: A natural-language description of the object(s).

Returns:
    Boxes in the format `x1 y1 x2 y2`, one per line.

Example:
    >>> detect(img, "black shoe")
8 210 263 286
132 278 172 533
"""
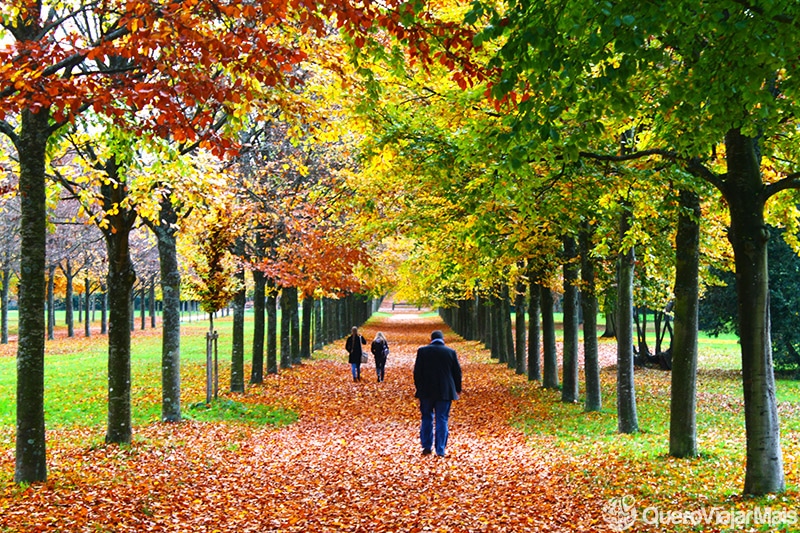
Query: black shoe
422 449 432 456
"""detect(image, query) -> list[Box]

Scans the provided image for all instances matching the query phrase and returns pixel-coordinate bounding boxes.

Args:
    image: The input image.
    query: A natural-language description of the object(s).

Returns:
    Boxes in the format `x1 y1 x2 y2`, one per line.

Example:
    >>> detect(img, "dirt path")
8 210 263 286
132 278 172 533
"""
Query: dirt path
0 310 609 532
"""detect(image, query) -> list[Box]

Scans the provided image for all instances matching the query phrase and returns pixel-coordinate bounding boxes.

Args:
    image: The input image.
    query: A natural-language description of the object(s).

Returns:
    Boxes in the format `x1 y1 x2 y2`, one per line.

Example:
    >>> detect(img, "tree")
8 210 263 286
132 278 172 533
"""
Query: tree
670 189 701 457
469 0 800 495
5 0 448 481
0 186 19 345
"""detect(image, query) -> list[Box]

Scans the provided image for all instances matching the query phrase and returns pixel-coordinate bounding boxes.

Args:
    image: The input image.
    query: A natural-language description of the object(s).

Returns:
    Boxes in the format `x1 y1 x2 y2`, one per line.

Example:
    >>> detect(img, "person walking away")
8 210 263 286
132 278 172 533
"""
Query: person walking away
345 326 367 382
413 330 462 457
371 332 390 382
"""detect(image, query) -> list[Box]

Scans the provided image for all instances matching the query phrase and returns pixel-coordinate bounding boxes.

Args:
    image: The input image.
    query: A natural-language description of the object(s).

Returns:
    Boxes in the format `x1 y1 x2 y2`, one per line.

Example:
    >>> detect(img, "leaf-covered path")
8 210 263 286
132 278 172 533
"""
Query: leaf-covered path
1 310 608 532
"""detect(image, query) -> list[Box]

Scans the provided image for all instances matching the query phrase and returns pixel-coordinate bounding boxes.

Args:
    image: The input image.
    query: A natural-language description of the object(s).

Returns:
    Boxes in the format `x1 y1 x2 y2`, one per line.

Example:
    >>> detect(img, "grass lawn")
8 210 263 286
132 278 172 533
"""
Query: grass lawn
0 312 294 443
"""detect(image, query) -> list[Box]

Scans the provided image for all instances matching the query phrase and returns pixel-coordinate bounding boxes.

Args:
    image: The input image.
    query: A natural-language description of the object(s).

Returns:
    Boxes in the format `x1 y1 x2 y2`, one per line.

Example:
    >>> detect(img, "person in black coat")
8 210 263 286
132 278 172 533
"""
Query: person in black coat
413 329 462 457
371 331 389 382
345 326 367 382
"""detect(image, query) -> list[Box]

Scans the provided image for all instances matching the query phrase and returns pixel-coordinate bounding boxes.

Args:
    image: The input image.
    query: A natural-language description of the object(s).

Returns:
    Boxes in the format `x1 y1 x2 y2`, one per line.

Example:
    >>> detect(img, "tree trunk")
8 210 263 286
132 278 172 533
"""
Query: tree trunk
670 188 700 457
100 288 108 335
230 266 246 393
617 204 639 434
149 280 156 329
152 204 182 422
528 280 542 381
562 235 579 403
47 265 55 341
288 286 300 365
580 224 601 412
280 287 292 369
724 129 784 494
14 107 50 483
251 270 266 384
84 278 91 338
102 158 137 445
266 278 278 374
491 295 502 361
502 285 515 370
313 298 323 350
601 287 617 338
140 286 146 330
63 260 74 338
1 267 9 344
541 286 559 389
301 294 313 359
514 275 527 375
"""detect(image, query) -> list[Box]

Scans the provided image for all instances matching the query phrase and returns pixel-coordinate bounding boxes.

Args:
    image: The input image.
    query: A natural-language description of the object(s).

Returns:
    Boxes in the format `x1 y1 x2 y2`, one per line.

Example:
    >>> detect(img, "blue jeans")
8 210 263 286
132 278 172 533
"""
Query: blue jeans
350 363 361 380
419 398 451 456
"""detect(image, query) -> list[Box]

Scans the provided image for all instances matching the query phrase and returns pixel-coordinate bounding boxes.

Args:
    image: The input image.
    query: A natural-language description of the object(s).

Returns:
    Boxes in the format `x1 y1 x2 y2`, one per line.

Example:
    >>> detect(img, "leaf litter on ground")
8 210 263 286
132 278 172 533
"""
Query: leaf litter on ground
0 310 609 532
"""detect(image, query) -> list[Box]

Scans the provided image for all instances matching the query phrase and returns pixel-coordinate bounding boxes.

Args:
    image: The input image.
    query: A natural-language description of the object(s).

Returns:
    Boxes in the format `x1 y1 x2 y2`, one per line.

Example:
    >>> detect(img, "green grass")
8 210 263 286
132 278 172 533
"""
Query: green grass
0 314 295 436
185 398 297 426
508 335 800 531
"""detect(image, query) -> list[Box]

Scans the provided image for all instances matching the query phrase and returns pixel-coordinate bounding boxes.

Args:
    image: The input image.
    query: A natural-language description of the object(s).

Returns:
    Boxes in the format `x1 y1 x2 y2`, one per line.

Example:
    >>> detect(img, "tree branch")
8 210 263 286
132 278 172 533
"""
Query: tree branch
0 119 18 146
577 148 676 162
764 172 800 198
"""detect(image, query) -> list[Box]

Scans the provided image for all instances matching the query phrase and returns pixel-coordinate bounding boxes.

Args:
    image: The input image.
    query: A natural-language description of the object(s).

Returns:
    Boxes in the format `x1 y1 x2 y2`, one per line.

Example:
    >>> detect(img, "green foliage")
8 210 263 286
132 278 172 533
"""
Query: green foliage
699 227 800 377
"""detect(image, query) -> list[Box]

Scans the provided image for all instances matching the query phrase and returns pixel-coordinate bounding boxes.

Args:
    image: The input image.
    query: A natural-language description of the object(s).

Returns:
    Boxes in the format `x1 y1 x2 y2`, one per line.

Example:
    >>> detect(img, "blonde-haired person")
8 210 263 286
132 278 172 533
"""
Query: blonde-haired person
371 332 390 382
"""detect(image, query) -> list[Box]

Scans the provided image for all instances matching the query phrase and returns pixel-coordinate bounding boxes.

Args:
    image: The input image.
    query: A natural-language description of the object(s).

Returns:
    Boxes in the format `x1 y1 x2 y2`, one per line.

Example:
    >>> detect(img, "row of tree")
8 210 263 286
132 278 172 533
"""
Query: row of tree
336 0 800 497
1 0 440 485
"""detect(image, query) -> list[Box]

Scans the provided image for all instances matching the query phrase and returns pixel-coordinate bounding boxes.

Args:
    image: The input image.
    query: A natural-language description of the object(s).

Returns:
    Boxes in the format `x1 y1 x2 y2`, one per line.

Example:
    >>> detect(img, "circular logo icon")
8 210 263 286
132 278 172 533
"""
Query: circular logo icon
602 495 637 531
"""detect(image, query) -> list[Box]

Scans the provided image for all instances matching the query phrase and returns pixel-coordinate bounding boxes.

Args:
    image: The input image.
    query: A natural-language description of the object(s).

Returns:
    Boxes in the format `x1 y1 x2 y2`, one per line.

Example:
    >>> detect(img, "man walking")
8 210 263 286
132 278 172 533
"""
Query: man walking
413 330 462 457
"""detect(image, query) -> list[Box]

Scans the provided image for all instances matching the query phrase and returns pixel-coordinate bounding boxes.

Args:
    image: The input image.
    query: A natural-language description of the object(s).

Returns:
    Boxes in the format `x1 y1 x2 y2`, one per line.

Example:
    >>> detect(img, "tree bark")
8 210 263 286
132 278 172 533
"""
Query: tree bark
140 285 146 330
562 235 580 403
580 224 601 412
63 260 74 338
528 281 542 381
230 266 246 393
280 287 292 369
15 107 50 483
151 202 182 422
1 267 9 344
502 285 515 370
102 157 137 445
724 129 784 494
47 265 55 340
250 270 266 384
288 286 300 365
149 280 156 329
100 288 108 335
313 298 323 350
601 287 617 338
541 286 559 389
301 294 313 359
514 275 527 375
669 188 700 457
617 203 639 434
491 295 502 361
84 278 91 338
266 278 278 374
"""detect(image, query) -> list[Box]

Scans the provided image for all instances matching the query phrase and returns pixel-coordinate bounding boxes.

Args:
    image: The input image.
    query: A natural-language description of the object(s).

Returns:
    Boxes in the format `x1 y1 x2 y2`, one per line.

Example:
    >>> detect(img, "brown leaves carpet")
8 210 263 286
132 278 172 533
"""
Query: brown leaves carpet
0 311 608 532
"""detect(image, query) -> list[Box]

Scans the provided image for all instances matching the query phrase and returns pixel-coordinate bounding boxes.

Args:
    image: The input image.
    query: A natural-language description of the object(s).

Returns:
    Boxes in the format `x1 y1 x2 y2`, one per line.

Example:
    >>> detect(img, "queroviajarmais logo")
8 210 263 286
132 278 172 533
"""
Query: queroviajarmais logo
602 495 637 531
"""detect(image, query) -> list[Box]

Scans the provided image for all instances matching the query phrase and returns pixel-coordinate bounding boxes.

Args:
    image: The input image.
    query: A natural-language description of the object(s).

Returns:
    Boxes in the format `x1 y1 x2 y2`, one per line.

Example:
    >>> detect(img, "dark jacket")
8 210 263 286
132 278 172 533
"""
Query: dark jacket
345 334 366 365
371 339 388 363
413 339 462 401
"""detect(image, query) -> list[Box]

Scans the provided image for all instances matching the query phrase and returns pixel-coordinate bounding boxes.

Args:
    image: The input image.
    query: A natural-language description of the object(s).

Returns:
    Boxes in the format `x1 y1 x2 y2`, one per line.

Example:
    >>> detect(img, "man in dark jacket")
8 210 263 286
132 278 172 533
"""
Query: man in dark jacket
413 330 462 457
